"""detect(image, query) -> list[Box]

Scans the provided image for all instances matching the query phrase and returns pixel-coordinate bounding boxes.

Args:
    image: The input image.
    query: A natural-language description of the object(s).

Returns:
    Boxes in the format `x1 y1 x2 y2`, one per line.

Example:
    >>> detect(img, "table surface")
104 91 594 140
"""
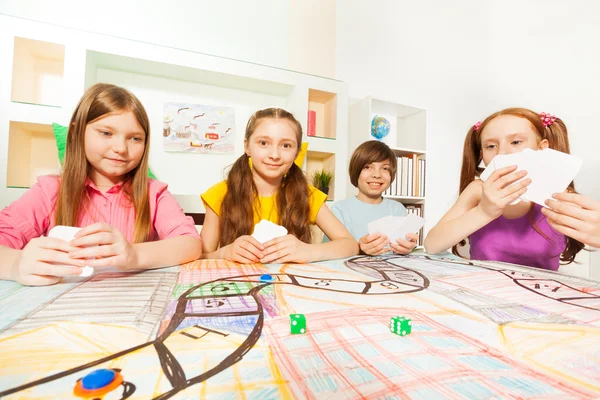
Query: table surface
1 254 599 399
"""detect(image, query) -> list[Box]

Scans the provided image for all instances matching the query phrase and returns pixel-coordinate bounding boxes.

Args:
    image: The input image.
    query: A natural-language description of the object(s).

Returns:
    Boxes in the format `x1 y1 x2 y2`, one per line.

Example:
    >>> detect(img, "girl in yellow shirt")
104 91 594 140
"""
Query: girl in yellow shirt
201 108 358 264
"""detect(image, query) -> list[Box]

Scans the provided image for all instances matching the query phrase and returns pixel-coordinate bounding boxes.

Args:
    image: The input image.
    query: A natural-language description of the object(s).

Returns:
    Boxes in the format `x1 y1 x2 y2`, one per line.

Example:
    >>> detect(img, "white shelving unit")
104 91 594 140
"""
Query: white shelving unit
349 96 427 245
0 15 349 212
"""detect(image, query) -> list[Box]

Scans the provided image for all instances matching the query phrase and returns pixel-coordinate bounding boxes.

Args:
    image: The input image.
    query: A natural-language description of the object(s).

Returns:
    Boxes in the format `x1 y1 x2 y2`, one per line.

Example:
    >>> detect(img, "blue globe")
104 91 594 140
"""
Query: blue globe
371 115 391 140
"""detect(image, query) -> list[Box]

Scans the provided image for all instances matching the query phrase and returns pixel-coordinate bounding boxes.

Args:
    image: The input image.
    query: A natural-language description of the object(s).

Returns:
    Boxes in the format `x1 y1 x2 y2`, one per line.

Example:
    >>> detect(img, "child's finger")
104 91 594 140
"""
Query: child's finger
389 242 408 254
545 198 589 222
239 242 263 259
71 232 114 247
261 248 290 264
545 218 586 244
74 223 114 238
494 170 528 190
502 187 527 205
37 248 87 266
487 165 518 182
374 247 389 255
37 237 82 254
500 178 530 199
36 262 83 277
234 254 257 264
395 238 415 249
90 256 121 268
541 207 587 232
245 236 266 251
69 244 117 260
366 233 381 242
234 248 260 263
372 235 389 247
552 192 599 210
261 235 289 249
405 233 419 242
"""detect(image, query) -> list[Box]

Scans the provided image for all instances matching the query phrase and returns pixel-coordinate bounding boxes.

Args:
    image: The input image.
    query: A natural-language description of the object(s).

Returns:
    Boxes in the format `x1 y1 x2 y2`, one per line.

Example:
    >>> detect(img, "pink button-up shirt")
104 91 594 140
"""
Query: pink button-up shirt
0 175 199 249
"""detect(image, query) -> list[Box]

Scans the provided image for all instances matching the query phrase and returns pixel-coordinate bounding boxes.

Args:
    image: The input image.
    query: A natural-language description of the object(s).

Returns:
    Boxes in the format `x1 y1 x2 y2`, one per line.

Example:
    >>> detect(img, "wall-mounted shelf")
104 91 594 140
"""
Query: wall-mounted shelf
308 89 337 139
11 37 65 107
7 121 59 188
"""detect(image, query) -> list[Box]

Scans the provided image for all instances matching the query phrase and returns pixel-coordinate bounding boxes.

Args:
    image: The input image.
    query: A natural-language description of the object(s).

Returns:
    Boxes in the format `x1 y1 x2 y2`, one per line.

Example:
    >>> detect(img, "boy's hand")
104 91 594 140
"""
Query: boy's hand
359 233 389 256
390 233 418 255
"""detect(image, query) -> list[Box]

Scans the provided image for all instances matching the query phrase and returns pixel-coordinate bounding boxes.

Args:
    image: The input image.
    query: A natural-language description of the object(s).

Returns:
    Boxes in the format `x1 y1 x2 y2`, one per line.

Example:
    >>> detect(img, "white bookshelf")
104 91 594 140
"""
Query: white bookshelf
349 96 427 245
0 15 349 211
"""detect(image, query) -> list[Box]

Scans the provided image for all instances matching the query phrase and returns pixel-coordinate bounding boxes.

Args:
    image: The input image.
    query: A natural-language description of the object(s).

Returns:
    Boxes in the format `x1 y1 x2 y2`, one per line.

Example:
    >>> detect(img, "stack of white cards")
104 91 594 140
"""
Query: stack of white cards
47 226 95 277
367 214 426 244
480 148 582 206
251 220 288 243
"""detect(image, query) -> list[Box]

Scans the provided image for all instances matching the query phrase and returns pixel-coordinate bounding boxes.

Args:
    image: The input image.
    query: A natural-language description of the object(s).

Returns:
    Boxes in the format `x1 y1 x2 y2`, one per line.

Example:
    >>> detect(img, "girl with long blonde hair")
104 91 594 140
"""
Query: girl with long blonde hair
0 83 202 285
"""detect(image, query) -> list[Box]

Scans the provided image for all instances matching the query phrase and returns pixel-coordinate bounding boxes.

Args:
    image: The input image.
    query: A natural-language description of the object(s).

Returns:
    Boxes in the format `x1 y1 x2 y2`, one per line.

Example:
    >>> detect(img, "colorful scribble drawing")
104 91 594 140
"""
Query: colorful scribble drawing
0 256 599 399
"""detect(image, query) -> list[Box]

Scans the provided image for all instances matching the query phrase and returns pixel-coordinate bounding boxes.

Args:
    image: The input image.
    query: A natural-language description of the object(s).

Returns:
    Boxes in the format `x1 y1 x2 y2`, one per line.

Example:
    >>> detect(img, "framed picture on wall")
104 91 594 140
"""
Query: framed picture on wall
163 102 235 154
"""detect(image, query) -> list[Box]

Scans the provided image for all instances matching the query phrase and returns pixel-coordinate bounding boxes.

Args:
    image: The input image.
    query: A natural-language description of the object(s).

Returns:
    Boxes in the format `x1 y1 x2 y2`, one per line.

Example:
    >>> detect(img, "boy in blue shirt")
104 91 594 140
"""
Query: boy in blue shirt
324 141 418 255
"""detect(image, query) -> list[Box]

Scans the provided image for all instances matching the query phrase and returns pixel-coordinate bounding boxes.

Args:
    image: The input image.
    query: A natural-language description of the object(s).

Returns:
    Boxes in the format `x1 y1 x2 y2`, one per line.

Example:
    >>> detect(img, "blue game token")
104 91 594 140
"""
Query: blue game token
260 274 274 282
81 369 116 390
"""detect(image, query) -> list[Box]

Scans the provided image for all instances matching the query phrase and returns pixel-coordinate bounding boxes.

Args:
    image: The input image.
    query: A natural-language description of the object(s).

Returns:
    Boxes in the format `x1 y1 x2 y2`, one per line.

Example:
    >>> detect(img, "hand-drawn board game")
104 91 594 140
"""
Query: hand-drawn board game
1 255 599 399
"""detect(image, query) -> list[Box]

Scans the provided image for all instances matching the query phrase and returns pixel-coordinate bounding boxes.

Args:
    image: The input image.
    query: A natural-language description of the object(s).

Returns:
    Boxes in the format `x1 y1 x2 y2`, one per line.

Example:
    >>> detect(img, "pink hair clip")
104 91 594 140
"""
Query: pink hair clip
473 121 482 131
540 112 557 128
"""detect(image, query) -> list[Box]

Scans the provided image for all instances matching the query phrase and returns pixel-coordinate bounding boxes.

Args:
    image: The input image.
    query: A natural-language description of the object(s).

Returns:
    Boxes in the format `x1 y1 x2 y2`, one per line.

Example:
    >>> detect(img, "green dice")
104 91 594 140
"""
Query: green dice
290 314 306 334
390 316 412 336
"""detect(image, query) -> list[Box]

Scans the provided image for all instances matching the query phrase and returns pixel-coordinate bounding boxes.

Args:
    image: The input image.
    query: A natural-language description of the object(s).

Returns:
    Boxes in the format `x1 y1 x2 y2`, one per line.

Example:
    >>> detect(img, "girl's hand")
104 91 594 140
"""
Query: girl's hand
477 165 531 219
542 192 600 248
69 223 139 271
12 237 85 286
359 233 389 255
390 232 418 255
225 235 265 264
260 234 310 264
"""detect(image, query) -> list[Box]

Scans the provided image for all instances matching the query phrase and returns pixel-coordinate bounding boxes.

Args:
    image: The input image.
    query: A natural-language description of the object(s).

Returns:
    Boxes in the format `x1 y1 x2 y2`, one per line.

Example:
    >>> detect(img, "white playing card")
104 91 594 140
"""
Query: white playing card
368 214 426 244
47 225 95 277
251 220 288 243
521 148 582 206
479 148 582 207
480 149 531 182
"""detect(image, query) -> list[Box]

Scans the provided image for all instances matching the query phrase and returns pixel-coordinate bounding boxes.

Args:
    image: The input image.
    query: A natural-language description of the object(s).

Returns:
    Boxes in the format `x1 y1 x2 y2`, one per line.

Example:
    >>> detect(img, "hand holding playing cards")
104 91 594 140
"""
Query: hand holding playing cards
69 223 138 271
225 235 265 264
12 237 85 286
260 234 311 264
390 233 418 255
477 165 531 219
542 192 600 248
359 233 390 256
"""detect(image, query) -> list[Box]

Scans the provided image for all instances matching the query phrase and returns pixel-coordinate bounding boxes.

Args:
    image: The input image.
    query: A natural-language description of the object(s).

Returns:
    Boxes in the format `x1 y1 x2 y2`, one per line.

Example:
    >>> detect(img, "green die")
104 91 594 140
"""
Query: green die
390 316 412 336
290 314 306 334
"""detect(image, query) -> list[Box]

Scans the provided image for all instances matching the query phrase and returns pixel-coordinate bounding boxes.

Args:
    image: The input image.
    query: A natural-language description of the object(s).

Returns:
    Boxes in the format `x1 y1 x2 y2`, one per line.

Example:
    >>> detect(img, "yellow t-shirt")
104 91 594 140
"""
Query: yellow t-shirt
201 180 327 227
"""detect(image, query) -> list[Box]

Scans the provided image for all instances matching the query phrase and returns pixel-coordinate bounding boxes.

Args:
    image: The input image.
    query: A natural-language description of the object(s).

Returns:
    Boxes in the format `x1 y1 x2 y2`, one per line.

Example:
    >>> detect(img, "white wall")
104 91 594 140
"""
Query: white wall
486 0 600 201
288 0 336 78
337 0 490 231
0 0 290 69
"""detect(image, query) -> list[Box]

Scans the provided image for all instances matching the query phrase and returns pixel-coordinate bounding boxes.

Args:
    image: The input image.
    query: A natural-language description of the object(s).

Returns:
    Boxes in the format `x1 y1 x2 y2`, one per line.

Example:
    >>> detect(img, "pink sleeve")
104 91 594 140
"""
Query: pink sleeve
0 175 59 249
150 180 200 240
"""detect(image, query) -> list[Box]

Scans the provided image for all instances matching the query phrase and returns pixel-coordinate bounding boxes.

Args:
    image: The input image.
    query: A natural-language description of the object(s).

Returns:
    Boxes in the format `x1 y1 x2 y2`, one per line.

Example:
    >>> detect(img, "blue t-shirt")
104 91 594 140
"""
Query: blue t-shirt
323 197 408 242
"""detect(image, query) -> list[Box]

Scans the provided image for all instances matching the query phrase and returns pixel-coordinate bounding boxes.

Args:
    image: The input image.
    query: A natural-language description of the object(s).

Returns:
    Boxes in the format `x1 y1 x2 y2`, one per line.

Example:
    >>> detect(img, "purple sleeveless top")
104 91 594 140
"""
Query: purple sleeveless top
469 204 567 271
